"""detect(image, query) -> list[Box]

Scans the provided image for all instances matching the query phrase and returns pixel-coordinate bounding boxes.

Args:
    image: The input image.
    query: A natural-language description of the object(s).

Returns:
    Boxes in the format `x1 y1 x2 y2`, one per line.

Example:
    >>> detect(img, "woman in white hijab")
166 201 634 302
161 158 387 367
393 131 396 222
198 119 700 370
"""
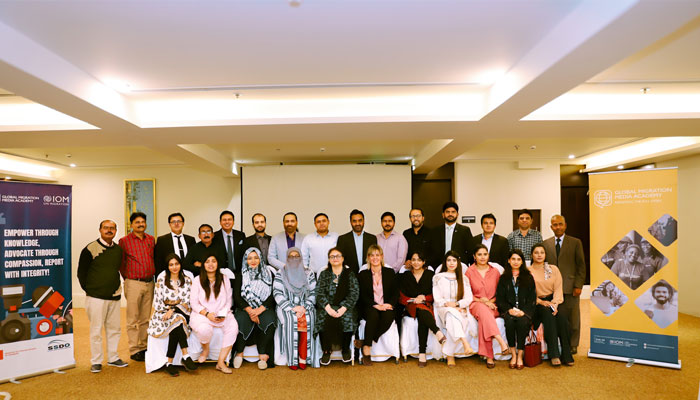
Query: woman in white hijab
273 247 319 370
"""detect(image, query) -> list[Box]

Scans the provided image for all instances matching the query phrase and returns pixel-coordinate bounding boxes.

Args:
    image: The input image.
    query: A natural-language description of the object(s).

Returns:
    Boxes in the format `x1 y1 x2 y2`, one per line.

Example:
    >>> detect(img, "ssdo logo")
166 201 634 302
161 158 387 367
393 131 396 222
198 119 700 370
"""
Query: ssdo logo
47 339 71 352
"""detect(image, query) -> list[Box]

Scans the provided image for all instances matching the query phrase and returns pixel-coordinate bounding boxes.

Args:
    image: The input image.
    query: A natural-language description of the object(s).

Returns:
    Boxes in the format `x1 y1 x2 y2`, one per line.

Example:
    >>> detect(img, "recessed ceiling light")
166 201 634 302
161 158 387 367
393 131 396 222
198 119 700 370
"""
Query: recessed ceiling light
4 176 11 180
69 163 76 168
530 145 536 150
289 0 302 7
640 87 651 94
568 154 575 159
617 165 624 170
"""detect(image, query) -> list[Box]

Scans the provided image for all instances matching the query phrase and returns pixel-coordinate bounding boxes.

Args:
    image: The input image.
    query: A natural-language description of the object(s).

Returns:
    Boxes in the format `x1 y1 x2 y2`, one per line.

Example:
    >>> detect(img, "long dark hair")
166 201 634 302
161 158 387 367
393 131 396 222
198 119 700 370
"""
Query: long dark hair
501 249 534 288
409 251 428 270
164 253 185 290
472 244 490 265
199 254 224 300
443 250 464 300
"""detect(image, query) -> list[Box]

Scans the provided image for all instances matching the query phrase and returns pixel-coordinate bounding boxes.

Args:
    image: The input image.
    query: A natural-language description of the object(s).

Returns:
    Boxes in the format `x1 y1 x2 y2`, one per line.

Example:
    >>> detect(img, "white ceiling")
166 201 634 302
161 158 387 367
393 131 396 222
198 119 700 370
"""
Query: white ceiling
0 0 699 175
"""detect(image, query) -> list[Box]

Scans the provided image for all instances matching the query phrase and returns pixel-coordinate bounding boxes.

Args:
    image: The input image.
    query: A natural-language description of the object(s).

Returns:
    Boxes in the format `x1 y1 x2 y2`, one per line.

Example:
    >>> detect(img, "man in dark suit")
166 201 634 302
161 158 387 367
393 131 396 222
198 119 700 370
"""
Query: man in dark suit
336 209 377 275
468 213 509 268
430 201 473 268
212 210 246 273
543 214 586 355
243 213 272 265
154 212 196 277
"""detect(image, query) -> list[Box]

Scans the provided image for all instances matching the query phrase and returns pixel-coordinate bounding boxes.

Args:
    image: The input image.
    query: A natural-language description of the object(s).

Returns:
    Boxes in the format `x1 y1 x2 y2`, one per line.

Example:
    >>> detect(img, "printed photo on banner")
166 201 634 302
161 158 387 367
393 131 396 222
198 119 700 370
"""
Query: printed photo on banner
591 280 628 316
634 279 678 329
602 230 668 290
648 213 677 247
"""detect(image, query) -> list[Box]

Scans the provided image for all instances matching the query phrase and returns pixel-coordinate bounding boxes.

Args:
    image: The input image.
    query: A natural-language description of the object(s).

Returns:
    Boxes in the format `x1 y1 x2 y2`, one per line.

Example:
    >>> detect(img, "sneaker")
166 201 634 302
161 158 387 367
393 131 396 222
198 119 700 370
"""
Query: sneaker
165 364 179 377
341 350 352 363
130 351 145 362
182 356 198 371
107 359 128 368
90 364 102 373
320 352 332 366
257 359 268 370
232 355 244 369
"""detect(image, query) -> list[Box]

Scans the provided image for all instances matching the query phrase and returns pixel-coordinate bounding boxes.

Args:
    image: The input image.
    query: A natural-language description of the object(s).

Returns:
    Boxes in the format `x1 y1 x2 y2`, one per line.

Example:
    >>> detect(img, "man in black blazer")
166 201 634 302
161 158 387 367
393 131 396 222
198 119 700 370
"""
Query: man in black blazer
154 212 197 277
212 210 246 273
468 213 510 268
430 201 473 268
543 214 586 355
242 213 272 265
336 209 377 275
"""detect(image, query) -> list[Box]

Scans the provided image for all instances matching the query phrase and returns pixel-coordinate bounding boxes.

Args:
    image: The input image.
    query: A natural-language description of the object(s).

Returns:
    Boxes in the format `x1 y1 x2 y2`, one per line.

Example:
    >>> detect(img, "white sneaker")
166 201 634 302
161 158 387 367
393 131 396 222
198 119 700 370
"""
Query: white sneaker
257 359 268 370
233 355 244 369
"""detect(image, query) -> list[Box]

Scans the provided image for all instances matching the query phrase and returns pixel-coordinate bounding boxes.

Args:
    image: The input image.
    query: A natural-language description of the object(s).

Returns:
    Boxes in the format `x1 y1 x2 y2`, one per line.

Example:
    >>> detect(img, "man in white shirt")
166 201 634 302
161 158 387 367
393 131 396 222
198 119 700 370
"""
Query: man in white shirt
376 211 408 273
301 213 338 275
644 281 678 329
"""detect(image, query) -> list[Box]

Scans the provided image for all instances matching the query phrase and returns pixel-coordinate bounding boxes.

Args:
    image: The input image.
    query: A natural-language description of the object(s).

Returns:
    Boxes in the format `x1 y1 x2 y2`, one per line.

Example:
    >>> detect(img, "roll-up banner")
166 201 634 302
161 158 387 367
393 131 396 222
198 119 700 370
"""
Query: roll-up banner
0 182 74 382
588 168 680 369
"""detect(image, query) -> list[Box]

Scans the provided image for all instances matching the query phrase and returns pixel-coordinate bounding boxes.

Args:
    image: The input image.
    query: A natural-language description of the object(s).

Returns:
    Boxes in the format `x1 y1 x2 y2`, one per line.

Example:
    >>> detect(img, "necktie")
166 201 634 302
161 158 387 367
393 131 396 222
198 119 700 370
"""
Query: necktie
227 234 235 270
555 238 561 258
175 235 185 259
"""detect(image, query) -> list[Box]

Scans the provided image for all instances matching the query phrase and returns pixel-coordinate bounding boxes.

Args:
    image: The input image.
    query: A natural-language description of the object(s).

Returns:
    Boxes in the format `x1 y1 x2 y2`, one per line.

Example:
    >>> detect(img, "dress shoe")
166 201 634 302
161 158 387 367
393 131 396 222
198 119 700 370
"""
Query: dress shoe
182 357 198 371
571 346 578 355
165 364 179 377
341 350 352 363
216 364 232 374
321 352 332 366
130 351 145 362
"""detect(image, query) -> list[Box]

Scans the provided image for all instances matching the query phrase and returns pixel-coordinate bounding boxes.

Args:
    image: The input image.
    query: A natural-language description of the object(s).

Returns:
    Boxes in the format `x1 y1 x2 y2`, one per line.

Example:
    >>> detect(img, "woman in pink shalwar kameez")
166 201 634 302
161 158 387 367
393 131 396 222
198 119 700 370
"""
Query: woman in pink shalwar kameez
465 245 509 368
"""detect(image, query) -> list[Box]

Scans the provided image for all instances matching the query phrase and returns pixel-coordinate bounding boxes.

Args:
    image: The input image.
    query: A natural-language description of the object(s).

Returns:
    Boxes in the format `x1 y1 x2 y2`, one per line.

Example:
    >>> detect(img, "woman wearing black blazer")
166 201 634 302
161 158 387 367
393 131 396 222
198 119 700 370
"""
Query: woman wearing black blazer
496 249 536 370
357 244 398 366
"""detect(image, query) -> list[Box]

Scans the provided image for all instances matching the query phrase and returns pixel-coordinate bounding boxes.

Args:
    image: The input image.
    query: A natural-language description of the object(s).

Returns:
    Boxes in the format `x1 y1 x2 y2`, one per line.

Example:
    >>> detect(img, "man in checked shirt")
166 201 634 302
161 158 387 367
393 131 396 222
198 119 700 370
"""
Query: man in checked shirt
119 211 156 362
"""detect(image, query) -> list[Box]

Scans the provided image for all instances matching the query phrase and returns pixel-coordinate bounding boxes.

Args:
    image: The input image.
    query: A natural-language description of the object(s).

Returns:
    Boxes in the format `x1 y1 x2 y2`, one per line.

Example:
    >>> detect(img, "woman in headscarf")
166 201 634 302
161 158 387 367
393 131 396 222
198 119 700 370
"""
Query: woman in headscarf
273 247 318 370
231 248 276 370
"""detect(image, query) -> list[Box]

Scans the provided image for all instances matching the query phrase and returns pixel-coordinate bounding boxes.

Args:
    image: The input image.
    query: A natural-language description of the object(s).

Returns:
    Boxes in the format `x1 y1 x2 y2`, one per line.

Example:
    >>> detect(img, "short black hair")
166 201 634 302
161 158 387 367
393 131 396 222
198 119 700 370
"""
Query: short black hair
198 223 213 233
314 213 329 222
442 201 459 212
380 211 395 222
350 209 364 219
219 210 234 220
168 212 184 223
481 213 497 224
283 212 297 221
129 212 147 223
518 209 533 219
651 281 674 296
252 213 266 223
409 208 424 217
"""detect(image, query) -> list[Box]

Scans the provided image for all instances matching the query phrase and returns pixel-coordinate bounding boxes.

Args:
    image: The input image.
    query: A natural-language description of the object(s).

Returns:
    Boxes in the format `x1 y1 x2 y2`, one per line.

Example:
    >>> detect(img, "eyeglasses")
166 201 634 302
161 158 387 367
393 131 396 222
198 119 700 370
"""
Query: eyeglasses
288 255 301 260
329 255 343 259
170 220 184 224
199 230 212 234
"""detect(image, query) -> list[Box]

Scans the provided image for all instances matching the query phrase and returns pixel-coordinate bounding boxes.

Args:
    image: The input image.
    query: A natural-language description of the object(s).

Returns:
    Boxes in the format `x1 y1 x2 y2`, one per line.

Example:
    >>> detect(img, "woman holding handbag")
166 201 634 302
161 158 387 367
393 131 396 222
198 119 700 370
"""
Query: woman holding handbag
496 249 536 370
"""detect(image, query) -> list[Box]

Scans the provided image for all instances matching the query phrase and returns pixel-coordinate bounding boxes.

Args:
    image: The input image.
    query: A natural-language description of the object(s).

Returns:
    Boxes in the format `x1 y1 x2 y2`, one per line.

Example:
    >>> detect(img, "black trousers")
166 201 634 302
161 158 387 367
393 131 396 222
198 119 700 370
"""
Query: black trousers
364 307 395 344
533 304 573 363
415 308 439 353
320 313 353 352
166 325 188 358
503 313 531 350
234 324 275 356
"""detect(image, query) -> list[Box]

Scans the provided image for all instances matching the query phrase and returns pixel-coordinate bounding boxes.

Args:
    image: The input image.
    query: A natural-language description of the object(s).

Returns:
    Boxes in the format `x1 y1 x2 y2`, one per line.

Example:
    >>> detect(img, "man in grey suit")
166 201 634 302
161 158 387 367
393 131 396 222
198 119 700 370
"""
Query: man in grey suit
336 209 377 275
268 212 305 270
543 214 586 354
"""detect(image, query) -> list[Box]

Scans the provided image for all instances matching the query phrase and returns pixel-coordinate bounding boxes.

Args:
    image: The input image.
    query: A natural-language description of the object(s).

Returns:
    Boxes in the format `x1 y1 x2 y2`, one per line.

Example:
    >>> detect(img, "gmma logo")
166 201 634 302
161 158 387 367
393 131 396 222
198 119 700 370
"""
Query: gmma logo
593 190 613 208
47 339 71 352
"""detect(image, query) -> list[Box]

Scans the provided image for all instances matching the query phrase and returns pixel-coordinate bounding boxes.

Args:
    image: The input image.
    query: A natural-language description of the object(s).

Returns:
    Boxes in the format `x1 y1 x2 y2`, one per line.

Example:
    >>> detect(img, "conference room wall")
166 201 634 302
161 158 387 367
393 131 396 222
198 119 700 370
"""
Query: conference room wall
657 154 700 317
57 165 241 307
453 160 561 238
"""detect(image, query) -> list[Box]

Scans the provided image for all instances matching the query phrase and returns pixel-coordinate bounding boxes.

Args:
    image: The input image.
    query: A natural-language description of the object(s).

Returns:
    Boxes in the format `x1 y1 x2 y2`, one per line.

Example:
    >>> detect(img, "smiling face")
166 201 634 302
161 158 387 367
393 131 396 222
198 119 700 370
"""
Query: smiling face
653 286 670 304
204 256 218 273
328 250 343 267
410 253 425 270
508 253 523 270
168 257 181 276
368 250 383 268
531 246 546 264
409 209 424 229
442 207 458 224
625 246 640 263
131 216 146 235
220 213 234 232
199 226 213 245
314 215 329 234
350 214 364 234
517 213 532 230
246 251 260 269
169 215 184 235
550 215 566 237
481 217 496 235
253 215 266 234
474 247 489 265
381 215 395 233
445 256 459 271
283 214 298 235
99 220 117 243
641 240 652 255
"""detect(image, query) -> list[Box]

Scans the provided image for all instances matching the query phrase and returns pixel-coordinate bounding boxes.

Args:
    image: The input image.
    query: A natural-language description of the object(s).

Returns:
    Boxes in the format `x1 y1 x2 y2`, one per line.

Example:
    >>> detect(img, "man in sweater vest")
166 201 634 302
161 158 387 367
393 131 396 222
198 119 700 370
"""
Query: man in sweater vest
77 220 128 373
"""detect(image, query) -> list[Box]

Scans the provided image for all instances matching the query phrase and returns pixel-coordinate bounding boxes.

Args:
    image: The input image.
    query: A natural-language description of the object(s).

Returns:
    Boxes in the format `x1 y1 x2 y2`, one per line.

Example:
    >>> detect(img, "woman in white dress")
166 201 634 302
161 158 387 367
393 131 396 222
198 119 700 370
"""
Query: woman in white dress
433 250 476 367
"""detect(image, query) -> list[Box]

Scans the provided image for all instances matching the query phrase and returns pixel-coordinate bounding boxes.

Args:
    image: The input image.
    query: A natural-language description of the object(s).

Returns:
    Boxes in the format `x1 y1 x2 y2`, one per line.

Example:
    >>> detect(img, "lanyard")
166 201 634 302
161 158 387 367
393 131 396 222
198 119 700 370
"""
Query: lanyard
512 277 519 308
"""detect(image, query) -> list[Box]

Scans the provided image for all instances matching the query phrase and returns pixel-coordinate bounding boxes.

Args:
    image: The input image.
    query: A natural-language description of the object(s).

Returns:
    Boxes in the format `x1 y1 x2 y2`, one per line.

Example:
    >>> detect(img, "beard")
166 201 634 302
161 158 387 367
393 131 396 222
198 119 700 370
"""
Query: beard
654 296 669 305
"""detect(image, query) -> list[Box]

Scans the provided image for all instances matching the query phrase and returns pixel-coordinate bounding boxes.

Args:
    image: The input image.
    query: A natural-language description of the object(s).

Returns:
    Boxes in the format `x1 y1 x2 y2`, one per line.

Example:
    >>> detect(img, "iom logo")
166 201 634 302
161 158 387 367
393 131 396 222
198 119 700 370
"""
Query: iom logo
43 195 70 206
47 339 71 352
593 190 613 209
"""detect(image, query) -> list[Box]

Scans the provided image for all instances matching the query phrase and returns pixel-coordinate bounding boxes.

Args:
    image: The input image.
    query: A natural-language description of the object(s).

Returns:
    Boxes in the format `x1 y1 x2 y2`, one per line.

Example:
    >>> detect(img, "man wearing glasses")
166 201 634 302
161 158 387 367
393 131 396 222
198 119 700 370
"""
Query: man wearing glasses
154 212 196 277
183 223 227 276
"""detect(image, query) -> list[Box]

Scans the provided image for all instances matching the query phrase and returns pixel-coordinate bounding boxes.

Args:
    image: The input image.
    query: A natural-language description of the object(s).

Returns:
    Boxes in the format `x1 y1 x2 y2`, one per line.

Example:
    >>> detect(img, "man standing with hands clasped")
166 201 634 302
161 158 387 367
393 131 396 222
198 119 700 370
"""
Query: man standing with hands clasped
543 214 586 354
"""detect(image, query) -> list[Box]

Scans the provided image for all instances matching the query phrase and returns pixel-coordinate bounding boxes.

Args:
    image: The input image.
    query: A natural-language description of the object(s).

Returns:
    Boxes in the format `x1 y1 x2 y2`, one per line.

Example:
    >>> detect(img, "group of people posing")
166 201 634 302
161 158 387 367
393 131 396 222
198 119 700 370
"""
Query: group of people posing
78 202 586 376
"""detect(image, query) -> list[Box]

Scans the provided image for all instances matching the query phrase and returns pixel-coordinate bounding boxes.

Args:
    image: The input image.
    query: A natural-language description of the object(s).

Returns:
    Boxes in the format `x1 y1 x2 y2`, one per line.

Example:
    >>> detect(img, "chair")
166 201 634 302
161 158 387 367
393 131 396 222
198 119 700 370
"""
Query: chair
235 265 278 364
357 319 401 364
399 315 438 362
432 306 511 361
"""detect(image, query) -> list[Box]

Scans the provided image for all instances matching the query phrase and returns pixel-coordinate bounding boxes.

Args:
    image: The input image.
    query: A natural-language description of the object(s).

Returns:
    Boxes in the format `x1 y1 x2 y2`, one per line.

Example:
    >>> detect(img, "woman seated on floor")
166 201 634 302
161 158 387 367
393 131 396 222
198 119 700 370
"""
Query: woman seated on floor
315 247 359 365
147 253 197 376
399 251 446 367
231 248 276 370
274 247 319 370
433 250 475 367
357 244 399 366
465 245 509 369
190 253 238 374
